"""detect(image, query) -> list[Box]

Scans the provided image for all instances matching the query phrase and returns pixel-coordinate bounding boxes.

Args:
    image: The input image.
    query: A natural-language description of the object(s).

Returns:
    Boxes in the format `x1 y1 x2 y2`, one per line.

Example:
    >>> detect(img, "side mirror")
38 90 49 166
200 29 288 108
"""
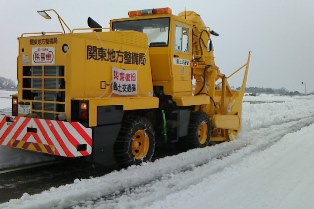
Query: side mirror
87 17 102 32
208 39 213 52
210 30 219 36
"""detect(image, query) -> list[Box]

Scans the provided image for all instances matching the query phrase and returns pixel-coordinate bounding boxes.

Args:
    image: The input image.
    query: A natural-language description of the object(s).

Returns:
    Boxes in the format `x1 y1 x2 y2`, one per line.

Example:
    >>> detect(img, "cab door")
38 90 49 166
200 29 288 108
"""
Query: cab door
171 22 193 94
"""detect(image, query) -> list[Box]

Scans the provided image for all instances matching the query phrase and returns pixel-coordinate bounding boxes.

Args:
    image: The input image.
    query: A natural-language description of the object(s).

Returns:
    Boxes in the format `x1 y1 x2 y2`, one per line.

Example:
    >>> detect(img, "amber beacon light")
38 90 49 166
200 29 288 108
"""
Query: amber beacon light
128 7 172 17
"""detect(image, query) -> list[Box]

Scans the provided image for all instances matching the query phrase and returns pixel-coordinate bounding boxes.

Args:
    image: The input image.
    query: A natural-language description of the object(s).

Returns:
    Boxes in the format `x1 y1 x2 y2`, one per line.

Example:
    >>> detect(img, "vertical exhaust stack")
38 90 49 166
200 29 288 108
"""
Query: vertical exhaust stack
87 17 102 32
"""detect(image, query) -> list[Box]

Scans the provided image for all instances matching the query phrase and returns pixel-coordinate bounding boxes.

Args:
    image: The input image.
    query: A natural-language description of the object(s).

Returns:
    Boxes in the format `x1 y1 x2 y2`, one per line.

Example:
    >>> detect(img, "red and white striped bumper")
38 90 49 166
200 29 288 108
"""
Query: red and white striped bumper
0 115 92 157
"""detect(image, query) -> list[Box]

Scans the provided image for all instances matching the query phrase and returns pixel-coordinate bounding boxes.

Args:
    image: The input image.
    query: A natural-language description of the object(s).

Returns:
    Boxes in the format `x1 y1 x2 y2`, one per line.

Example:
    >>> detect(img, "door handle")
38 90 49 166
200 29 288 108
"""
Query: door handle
173 55 179 58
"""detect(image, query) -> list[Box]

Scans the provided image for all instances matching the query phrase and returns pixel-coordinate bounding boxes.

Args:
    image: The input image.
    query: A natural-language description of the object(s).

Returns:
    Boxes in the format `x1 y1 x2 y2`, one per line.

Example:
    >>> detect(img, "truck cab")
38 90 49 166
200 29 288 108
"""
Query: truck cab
111 8 193 97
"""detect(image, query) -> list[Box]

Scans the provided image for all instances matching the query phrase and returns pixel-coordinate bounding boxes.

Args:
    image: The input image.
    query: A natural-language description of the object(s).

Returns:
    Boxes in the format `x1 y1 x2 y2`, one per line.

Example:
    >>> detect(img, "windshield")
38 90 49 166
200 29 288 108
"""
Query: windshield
112 18 170 47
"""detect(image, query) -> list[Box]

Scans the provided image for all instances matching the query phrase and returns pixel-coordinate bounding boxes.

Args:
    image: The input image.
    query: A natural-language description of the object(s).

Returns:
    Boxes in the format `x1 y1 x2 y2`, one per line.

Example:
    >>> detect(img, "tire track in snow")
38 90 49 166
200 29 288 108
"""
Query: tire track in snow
1 110 314 209
73 115 314 209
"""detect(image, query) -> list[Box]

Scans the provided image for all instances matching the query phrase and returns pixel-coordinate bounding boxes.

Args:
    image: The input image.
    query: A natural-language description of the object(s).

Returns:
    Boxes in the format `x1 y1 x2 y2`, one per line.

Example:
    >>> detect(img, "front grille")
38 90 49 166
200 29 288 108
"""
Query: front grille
22 66 65 120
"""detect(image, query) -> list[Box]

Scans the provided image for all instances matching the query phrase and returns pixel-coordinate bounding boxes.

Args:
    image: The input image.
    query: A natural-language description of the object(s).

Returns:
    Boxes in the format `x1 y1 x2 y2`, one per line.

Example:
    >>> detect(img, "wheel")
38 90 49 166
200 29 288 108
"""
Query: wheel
185 112 211 148
114 116 155 166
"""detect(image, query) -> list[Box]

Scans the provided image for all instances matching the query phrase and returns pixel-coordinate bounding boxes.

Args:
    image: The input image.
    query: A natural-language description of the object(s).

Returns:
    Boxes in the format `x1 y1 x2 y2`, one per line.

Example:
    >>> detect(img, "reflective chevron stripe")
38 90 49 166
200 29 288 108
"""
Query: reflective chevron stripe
10 138 55 155
0 115 92 157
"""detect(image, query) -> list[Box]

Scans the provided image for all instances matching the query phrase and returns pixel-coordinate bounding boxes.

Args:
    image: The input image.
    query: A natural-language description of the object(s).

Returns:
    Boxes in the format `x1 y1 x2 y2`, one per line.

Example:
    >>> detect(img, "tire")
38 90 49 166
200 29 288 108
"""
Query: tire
114 116 155 166
185 112 211 148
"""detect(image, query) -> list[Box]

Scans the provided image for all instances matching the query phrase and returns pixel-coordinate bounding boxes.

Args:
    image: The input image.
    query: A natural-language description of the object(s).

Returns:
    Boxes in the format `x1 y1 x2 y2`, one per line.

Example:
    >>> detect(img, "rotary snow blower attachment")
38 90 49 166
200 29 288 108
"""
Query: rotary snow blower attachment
0 8 250 166
177 10 251 142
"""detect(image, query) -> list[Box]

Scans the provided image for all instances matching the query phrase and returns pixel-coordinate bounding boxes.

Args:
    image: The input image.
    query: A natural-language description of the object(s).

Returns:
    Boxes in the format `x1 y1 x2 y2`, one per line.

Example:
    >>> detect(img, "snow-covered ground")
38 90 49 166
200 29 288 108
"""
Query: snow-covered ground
1 93 314 209
0 90 14 109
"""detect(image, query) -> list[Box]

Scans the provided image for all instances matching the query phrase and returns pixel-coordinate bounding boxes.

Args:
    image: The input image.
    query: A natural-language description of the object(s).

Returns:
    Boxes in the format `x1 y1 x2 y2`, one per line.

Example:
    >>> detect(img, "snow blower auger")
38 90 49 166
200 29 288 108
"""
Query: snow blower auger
0 8 250 167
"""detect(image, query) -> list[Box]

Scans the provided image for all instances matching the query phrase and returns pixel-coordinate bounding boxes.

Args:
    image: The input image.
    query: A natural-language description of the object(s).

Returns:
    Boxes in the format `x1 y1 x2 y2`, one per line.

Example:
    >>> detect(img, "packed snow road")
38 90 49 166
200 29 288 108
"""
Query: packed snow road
1 93 314 209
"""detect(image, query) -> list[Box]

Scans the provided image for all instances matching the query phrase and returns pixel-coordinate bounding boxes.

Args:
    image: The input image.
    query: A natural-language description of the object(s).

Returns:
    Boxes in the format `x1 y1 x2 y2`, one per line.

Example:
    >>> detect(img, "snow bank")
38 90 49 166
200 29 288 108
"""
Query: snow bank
244 93 295 102
242 95 314 130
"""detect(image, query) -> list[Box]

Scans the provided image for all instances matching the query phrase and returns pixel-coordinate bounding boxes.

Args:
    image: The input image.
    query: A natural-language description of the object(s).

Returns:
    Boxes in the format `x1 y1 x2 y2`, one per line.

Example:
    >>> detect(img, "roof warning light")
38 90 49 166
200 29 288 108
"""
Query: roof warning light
128 7 172 17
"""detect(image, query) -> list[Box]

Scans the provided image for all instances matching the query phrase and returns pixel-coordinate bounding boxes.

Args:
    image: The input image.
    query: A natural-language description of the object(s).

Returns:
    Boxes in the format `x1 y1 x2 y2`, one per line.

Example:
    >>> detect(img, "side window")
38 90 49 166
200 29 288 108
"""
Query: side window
175 25 189 52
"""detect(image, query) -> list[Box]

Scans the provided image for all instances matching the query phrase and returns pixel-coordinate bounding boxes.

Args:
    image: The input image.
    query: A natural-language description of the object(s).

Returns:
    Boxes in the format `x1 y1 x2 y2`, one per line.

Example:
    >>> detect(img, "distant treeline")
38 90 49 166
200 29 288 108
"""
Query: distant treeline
245 87 310 96
0 77 16 90
0 76 310 95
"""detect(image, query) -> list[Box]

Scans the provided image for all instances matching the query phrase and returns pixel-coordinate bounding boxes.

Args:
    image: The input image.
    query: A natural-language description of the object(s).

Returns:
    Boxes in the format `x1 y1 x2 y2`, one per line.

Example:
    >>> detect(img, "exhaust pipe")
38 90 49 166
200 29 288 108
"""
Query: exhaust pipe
87 17 102 32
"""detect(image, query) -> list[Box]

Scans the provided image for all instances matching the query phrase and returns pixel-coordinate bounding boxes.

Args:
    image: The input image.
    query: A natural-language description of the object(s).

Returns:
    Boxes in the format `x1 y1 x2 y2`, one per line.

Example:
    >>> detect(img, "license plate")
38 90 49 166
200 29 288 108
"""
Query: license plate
18 104 31 115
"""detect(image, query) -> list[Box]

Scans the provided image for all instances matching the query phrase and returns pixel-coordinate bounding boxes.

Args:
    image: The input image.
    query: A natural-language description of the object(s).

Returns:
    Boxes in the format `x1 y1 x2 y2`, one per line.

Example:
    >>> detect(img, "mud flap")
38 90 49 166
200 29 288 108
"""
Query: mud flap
92 124 121 166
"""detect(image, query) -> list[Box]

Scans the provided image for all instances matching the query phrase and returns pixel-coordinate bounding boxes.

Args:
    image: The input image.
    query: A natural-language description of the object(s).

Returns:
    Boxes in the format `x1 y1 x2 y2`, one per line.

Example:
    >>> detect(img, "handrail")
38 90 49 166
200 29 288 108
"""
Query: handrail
216 51 251 87
20 27 111 37
239 51 251 94
226 63 247 80
71 27 110 33
21 28 110 37
21 32 63 37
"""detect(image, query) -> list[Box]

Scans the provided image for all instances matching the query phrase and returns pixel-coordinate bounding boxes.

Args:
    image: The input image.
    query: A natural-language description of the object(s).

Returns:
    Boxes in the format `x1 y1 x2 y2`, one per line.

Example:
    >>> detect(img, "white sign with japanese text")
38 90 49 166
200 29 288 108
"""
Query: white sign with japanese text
32 47 55 65
173 58 190 66
112 67 138 96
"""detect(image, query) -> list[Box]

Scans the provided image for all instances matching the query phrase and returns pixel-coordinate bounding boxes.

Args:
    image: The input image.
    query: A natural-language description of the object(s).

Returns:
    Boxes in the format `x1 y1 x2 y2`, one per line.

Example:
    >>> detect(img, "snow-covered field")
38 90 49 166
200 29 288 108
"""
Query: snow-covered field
0 90 14 110
1 92 314 209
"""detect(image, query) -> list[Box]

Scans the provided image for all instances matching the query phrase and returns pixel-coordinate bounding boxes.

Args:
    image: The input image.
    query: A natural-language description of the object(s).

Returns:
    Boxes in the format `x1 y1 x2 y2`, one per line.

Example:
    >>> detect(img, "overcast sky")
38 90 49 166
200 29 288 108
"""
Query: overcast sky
1 0 313 92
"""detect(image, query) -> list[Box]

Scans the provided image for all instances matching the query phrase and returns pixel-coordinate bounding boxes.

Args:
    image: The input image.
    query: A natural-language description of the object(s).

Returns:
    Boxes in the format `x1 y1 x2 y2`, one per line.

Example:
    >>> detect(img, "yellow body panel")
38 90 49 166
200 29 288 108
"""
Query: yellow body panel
86 97 159 127
212 114 240 130
173 95 210 106
149 47 172 81
18 30 157 122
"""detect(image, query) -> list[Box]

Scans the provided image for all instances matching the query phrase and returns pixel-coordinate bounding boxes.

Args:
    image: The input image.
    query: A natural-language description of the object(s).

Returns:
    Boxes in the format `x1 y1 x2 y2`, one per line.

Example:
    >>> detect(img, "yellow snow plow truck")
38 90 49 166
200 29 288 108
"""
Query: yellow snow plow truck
0 8 250 166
